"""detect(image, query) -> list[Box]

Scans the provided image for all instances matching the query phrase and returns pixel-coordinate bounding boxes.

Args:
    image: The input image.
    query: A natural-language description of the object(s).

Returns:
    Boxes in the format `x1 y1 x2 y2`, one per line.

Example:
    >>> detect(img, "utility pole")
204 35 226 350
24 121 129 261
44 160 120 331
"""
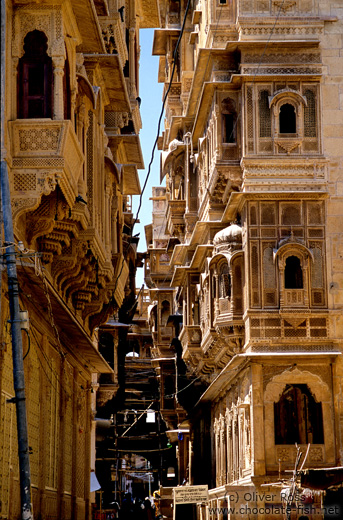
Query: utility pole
1 1 34 519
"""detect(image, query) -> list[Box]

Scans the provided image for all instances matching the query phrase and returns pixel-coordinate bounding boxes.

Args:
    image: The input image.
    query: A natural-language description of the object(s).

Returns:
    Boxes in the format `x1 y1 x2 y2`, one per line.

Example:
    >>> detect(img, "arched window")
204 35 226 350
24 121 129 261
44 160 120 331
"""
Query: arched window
279 103 296 134
219 264 231 298
161 300 170 327
274 384 324 444
285 256 303 289
18 30 52 118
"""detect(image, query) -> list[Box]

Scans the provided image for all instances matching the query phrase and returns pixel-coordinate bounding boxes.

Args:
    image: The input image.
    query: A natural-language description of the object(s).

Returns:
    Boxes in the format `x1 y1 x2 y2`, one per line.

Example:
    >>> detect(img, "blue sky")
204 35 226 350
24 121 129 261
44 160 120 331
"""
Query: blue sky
133 29 164 286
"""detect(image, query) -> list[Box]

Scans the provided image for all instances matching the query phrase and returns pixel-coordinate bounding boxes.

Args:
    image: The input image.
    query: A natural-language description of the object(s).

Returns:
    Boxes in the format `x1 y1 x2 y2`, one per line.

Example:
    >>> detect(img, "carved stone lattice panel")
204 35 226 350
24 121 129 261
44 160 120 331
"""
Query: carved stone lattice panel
276 444 324 464
242 51 321 65
9 121 84 218
12 4 64 59
248 315 328 342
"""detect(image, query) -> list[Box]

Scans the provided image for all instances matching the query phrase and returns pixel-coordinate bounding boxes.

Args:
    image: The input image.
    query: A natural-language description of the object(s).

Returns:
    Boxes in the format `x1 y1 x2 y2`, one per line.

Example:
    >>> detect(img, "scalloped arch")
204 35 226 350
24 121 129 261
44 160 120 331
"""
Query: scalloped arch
264 367 331 404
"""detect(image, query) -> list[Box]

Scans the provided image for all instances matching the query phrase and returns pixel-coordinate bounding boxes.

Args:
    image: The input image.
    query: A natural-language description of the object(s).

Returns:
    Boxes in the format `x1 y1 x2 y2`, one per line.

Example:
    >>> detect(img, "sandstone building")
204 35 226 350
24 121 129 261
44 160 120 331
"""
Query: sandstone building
145 0 343 518
0 1 159 518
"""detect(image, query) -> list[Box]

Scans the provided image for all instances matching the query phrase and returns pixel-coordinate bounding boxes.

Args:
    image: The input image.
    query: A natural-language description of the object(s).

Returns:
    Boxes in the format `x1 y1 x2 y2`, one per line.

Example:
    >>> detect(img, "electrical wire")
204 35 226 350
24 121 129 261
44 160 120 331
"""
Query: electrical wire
164 375 202 399
22 328 30 360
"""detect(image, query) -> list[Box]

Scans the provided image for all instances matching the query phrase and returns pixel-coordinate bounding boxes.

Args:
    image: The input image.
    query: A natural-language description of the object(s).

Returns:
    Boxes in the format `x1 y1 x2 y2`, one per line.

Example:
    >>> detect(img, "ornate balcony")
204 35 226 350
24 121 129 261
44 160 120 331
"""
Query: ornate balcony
180 325 202 359
166 199 186 239
99 15 128 68
9 119 83 225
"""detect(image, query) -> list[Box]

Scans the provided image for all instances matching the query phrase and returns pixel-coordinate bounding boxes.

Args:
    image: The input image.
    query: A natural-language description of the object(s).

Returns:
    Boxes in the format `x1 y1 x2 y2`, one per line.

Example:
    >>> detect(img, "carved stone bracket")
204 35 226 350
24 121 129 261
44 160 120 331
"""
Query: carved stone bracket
275 138 302 154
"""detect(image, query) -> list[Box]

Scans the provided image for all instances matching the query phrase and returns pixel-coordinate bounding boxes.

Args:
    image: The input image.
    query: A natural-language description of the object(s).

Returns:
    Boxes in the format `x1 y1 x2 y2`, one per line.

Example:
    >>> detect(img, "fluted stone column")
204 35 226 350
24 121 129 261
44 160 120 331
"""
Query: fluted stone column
52 57 64 120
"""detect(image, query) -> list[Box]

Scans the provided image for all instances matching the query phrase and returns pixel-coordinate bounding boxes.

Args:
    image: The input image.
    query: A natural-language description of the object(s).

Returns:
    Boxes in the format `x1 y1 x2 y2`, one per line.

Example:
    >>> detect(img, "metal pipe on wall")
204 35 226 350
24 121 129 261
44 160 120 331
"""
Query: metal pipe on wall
0 1 34 518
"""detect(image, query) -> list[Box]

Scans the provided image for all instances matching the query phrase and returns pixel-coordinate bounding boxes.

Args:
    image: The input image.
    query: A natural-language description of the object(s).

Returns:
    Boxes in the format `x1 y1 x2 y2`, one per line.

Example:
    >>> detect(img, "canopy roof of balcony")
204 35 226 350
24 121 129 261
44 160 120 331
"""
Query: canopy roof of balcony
170 244 214 286
107 134 145 170
137 0 161 28
122 164 141 196
17 264 113 374
152 29 180 55
84 54 131 112
72 0 106 53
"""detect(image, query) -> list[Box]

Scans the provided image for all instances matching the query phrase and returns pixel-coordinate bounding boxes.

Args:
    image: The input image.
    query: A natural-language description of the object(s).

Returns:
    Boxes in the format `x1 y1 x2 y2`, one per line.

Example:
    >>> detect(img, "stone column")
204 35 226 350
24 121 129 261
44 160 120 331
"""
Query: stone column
251 364 266 476
214 271 219 317
52 57 65 120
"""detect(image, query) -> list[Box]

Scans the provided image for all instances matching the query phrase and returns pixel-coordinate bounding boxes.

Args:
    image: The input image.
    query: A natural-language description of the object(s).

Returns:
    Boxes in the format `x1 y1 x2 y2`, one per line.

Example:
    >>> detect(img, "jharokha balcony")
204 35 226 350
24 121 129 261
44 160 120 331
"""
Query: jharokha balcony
9 119 84 223
166 199 186 239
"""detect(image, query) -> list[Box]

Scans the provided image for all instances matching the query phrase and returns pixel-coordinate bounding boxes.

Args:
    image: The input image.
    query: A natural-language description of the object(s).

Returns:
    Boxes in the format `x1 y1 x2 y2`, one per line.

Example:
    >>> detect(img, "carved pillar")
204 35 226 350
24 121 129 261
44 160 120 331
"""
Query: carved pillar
52 57 65 120
220 416 226 485
77 102 87 198
233 412 239 481
239 412 244 475
186 275 191 326
129 27 136 97
12 58 19 119
111 189 118 253
214 271 219 317
105 175 112 254
303 260 310 306
214 419 220 487
226 412 233 483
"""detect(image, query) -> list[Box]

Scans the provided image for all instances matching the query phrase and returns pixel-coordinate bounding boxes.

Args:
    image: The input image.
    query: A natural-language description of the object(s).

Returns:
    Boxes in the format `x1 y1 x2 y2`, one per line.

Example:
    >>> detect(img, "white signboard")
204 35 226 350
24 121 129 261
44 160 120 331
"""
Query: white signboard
173 485 208 505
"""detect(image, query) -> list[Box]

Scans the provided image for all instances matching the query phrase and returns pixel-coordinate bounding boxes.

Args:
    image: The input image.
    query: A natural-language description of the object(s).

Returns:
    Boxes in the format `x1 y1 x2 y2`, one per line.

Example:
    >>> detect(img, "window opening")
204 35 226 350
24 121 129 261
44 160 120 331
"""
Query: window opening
279 103 296 134
284 256 303 289
219 265 231 298
18 30 52 119
221 98 237 143
223 114 235 143
274 384 324 444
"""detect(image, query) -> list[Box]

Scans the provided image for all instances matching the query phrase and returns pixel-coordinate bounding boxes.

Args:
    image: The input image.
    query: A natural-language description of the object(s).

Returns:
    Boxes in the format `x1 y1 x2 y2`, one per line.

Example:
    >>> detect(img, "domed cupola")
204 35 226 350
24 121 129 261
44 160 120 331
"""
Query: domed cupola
213 223 242 253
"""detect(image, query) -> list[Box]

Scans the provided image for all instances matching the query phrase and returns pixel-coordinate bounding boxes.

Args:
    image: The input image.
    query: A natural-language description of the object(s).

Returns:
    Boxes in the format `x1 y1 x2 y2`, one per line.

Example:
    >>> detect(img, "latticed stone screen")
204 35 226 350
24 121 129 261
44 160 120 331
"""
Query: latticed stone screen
304 88 317 138
259 90 271 137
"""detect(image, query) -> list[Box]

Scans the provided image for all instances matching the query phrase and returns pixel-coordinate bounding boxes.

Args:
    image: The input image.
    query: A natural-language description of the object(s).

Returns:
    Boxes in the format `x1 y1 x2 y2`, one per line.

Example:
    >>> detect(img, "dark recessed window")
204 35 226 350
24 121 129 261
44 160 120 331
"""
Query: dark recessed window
279 103 296 134
18 30 52 119
275 384 324 444
285 255 303 289
223 113 235 143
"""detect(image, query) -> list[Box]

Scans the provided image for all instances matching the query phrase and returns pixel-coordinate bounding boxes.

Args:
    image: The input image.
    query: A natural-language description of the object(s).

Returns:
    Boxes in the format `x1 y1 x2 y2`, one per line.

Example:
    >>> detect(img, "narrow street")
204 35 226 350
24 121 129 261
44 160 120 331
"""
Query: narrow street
0 1 343 520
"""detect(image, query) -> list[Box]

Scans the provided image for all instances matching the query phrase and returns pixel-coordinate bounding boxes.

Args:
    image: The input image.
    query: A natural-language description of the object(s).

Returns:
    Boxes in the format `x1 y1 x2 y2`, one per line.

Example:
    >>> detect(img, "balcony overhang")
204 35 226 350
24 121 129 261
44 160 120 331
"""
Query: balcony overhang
17 264 113 374
137 0 161 28
84 54 131 112
107 133 145 169
71 0 106 53
190 221 223 247
190 244 214 270
122 164 141 196
169 243 188 268
197 352 341 404
152 29 180 55
222 188 329 224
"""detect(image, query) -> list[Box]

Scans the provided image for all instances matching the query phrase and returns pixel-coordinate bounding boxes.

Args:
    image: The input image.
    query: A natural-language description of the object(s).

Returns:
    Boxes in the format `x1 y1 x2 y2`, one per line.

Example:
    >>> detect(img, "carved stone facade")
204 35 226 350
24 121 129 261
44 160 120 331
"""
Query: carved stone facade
0 1 155 518
146 1 343 518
